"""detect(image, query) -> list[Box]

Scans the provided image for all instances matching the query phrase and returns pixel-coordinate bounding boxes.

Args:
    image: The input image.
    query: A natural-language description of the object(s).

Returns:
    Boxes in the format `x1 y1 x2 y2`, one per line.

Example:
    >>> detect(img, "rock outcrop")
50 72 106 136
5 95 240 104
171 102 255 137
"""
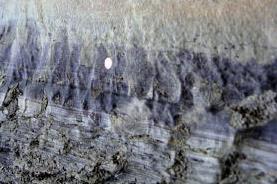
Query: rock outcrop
0 0 276 183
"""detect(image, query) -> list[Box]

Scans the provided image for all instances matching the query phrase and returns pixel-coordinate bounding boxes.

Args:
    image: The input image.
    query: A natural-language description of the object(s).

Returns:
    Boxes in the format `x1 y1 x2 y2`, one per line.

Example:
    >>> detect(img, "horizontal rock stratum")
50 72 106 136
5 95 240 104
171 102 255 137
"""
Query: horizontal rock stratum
0 0 276 183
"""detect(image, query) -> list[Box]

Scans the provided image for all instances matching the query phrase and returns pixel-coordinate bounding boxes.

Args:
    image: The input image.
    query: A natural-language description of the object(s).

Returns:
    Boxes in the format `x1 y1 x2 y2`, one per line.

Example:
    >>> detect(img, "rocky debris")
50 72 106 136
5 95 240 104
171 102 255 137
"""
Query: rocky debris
36 94 48 117
168 150 189 183
169 121 191 149
89 151 128 184
220 151 246 184
1 83 22 120
230 91 277 129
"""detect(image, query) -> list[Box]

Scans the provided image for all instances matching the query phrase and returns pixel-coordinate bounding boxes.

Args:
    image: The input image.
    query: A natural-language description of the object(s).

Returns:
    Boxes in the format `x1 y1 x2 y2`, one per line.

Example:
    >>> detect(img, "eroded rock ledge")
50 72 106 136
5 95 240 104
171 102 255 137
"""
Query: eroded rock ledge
0 0 277 184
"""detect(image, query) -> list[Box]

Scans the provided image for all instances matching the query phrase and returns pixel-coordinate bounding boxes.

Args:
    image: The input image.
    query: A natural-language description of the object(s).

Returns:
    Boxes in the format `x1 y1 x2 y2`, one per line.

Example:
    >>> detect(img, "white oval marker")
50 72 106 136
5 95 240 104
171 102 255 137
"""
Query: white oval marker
104 57 113 69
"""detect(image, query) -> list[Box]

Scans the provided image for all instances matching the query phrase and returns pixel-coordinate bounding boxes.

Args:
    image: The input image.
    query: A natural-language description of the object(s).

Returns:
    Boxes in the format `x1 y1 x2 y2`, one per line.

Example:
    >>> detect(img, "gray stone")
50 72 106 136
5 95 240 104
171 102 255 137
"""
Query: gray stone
0 0 276 183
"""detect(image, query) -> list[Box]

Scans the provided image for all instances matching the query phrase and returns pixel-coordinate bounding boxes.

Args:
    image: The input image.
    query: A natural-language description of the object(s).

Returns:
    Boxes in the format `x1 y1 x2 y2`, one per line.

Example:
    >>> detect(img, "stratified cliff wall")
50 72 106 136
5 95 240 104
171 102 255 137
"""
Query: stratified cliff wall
0 0 276 183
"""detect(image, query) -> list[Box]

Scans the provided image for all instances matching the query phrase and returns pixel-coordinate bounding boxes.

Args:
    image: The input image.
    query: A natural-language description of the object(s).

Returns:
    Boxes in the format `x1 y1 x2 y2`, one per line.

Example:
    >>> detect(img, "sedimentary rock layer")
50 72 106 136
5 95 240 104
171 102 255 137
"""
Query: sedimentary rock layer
0 0 276 183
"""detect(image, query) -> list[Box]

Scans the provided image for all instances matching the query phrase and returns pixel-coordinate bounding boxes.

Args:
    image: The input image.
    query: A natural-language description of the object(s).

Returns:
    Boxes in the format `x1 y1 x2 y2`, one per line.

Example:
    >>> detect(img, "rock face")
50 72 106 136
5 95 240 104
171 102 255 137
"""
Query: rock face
0 0 276 183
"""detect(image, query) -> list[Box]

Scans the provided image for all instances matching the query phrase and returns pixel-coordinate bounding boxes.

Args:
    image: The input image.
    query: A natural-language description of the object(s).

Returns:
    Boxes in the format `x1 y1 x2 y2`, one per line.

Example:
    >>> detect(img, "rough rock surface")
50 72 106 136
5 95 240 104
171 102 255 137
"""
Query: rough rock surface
0 0 277 183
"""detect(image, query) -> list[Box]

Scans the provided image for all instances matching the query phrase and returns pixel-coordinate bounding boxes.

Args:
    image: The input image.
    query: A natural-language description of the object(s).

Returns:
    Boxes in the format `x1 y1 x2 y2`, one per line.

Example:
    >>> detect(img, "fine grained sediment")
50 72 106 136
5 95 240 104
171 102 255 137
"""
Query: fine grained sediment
0 0 277 183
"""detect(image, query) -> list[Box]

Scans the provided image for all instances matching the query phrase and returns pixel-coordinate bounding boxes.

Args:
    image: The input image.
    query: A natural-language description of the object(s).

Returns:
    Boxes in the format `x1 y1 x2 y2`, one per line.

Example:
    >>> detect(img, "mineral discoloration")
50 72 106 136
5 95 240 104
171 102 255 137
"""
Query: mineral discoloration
230 91 277 129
